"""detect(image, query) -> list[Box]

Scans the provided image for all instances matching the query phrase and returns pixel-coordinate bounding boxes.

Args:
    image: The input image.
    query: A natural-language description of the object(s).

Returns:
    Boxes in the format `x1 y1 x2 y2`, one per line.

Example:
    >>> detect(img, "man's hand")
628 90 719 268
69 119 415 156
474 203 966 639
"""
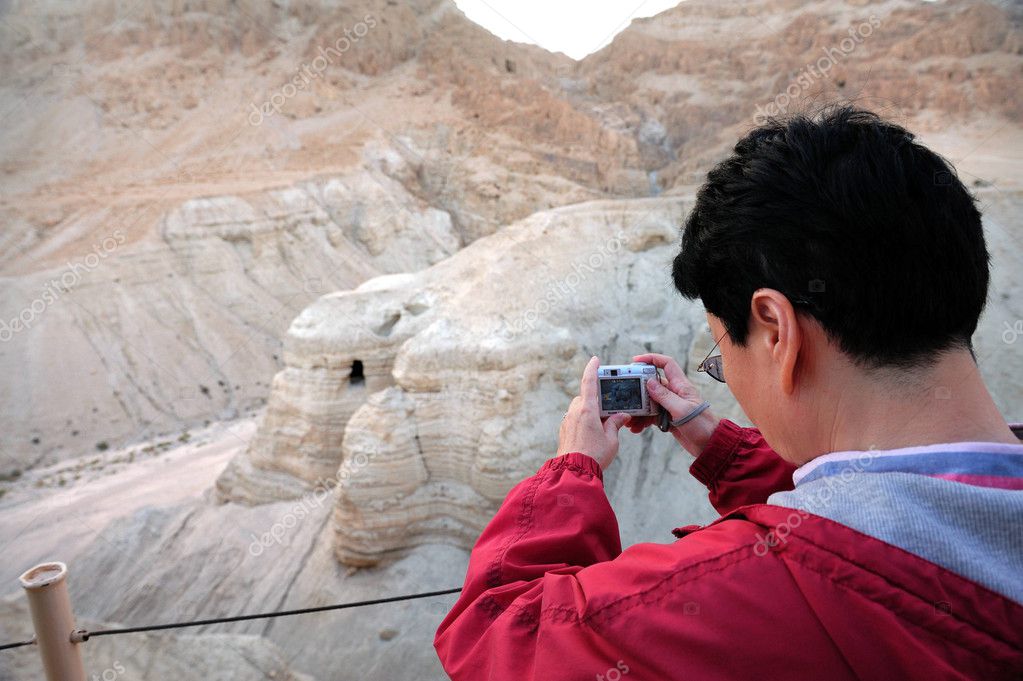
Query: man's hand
557 356 631 470
629 352 720 457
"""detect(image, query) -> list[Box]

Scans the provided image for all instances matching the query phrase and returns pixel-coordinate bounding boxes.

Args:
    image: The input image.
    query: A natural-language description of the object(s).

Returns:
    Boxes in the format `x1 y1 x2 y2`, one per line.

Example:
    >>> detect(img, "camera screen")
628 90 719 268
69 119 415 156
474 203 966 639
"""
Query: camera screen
600 377 643 411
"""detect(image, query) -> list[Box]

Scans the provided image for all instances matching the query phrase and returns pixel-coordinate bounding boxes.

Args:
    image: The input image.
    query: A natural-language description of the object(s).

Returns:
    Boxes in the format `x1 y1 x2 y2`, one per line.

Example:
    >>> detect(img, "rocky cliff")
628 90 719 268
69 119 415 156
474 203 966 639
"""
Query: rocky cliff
2 0 1020 471
217 197 735 564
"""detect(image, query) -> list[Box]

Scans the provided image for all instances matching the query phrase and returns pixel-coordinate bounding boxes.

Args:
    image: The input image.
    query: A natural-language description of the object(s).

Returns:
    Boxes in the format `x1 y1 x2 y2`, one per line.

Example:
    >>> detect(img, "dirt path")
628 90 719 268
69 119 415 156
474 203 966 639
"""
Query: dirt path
0 419 256 592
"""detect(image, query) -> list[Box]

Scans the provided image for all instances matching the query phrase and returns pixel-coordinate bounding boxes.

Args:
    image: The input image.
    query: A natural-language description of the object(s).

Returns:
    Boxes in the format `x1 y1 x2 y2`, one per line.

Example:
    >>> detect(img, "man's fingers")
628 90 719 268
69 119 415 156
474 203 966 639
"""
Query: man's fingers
580 355 600 406
603 412 630 435
645 378 691 419
633 352 688 388
633 352 676 367
634 352 687 381
625 415 655 433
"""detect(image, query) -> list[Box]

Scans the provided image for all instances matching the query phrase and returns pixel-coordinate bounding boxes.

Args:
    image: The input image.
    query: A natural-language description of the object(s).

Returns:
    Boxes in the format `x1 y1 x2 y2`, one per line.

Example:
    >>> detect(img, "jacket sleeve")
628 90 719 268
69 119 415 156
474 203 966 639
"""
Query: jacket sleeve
434 452 624 680
688 418 797 515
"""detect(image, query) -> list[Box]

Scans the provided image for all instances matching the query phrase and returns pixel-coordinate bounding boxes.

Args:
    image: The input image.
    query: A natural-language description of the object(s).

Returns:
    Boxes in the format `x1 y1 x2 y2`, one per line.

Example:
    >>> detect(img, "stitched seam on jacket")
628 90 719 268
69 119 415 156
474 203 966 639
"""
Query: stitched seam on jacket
702 432 743 489
557 543 757 627
481 456 591 623
772 544 862 678
538 535 1019 673
555 458 600 480
792 532 1022 657
788 549 1021 670
485 470 546 591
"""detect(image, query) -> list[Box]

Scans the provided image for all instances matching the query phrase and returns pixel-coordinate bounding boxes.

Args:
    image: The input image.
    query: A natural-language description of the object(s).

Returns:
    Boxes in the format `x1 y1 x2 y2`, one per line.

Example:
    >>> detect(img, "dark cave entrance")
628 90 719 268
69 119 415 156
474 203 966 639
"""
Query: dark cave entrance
350 359 365 386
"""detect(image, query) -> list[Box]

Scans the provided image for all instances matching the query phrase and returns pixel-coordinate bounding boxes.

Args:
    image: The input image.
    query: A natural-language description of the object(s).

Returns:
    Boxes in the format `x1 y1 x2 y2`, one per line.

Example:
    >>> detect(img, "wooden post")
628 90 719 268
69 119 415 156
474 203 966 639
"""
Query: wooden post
19 562 86 681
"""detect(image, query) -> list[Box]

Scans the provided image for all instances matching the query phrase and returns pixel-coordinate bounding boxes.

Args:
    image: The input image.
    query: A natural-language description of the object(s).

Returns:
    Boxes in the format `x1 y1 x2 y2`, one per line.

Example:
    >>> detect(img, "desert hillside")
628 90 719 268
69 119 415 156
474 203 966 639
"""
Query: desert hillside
1 0 1020 470
0 1 1020 679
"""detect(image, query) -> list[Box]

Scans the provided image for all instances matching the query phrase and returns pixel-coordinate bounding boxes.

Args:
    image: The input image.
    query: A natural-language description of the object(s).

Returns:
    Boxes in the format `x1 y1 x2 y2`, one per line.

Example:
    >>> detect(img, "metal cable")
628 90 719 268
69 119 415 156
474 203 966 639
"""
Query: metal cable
1 587 462 649
0 638 35 651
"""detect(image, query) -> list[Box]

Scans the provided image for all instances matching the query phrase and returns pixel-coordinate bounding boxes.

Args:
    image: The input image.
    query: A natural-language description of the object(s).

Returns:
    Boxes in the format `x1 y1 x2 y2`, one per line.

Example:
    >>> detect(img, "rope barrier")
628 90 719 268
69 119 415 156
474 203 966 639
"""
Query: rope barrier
1 587 462 650
0 637 35 651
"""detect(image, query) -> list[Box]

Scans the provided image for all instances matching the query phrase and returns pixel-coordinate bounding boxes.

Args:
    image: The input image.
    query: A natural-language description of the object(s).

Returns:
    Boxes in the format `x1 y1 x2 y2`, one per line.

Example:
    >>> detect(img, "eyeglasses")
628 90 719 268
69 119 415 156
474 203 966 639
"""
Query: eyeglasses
696 330 728 383
695 297 816 384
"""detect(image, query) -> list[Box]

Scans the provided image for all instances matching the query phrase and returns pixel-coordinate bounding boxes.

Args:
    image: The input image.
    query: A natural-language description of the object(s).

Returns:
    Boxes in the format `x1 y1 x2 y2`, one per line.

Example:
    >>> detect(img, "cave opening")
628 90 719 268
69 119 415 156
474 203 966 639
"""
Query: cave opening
350 359 365 386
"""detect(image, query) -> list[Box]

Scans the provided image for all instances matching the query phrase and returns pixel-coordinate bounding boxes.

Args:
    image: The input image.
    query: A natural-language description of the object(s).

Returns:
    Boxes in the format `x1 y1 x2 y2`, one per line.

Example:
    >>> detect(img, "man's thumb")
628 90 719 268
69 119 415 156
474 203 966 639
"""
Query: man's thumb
646 379 687 418
604 413 630 434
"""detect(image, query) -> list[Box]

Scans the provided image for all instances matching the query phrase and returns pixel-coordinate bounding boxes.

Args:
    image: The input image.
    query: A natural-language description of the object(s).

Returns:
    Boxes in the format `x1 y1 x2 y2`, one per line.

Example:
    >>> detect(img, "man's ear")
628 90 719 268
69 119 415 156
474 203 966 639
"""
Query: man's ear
750 289 802 395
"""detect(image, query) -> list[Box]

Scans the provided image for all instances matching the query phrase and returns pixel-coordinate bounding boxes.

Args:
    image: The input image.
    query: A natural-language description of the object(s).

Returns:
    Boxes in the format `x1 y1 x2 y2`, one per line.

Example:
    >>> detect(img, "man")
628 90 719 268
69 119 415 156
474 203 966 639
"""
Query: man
434 107 1023 679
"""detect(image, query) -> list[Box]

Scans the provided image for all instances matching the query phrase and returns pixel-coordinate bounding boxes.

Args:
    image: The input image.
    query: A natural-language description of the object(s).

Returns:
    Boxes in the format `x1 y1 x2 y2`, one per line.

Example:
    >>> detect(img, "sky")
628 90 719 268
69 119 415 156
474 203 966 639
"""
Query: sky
451 0 683 60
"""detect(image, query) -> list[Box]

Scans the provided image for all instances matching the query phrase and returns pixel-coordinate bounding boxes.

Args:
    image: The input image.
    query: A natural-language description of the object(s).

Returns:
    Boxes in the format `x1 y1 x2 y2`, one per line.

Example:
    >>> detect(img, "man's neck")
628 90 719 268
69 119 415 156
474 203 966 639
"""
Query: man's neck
819 351 1019 460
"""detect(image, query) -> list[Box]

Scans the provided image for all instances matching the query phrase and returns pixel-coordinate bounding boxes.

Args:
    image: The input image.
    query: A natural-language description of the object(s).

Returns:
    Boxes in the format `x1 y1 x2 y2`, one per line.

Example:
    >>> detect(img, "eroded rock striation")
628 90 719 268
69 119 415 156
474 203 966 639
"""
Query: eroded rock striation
218 197 748 563
3 0 1020 470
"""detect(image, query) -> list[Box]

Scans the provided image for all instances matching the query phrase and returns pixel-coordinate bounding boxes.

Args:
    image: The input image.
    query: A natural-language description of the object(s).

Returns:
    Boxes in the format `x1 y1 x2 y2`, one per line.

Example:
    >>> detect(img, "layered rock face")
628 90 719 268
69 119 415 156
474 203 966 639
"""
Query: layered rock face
0 151 461 470
3 0 1020 470
577 0 1023 187
0 0 610 470
215 274 429 502
218 197 756 563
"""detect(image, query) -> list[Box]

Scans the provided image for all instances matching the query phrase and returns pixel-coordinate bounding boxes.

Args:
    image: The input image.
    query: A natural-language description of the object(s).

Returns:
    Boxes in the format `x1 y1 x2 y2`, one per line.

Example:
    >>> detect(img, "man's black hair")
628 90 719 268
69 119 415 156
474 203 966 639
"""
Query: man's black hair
672 105 990 370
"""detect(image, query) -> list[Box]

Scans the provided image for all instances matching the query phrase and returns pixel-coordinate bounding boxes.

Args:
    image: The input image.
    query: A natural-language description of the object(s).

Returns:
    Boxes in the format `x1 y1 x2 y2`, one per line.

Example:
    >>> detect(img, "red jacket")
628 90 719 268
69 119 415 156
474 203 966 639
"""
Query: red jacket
435 419 1023 680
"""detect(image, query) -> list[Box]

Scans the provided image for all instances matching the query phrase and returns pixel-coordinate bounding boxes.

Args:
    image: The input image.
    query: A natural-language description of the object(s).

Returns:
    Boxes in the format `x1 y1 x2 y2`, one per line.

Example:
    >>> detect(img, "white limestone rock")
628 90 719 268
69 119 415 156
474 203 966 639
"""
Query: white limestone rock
0 163 459 473
219 197 737 564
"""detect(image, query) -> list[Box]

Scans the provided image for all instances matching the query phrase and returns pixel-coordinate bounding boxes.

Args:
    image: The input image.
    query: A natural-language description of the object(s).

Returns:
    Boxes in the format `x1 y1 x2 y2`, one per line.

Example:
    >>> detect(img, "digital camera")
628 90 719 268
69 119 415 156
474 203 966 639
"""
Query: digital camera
597 363 660 418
